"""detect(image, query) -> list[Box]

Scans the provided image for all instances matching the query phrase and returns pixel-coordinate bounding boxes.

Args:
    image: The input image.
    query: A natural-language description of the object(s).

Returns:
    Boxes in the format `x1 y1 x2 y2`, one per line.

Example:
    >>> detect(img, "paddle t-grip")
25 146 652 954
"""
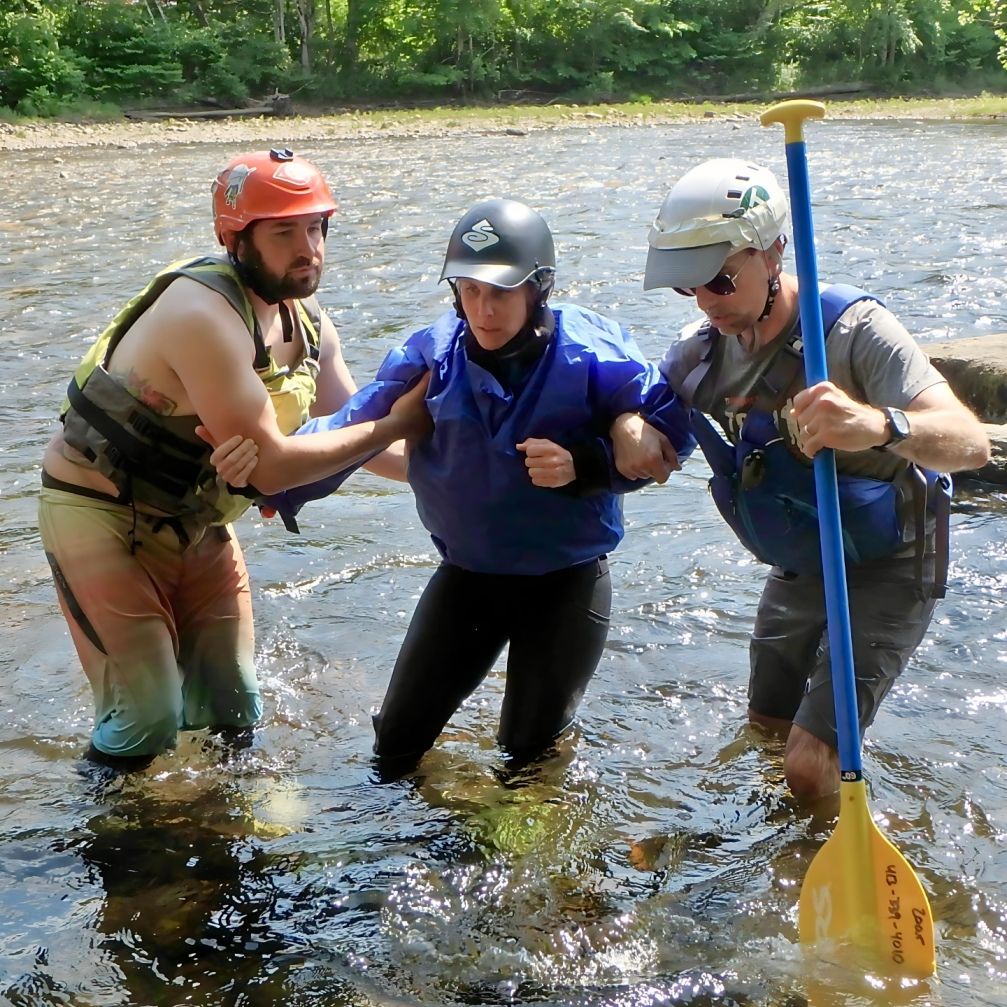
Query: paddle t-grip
759 99 826 143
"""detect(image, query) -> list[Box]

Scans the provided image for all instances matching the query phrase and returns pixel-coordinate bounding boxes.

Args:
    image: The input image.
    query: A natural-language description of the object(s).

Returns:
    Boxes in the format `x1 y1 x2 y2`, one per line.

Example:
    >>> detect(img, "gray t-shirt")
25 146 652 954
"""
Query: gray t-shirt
660 297 945 481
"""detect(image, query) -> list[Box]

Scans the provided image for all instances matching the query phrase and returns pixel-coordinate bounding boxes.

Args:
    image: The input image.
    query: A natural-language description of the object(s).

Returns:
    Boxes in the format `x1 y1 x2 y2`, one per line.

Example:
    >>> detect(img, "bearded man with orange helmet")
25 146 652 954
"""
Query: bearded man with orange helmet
611 157 990 801
38 148 430 767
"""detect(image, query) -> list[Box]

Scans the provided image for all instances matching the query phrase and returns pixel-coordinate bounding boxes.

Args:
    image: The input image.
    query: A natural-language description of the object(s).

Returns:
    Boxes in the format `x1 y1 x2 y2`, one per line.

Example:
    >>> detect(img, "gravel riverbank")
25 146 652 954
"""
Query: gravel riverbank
4 95 1005 153
2 107 764 153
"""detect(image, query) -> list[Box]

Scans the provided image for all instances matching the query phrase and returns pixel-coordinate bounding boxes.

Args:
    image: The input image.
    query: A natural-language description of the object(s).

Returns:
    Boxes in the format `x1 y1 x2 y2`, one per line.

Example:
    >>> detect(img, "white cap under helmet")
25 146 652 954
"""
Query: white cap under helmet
643 158 789 291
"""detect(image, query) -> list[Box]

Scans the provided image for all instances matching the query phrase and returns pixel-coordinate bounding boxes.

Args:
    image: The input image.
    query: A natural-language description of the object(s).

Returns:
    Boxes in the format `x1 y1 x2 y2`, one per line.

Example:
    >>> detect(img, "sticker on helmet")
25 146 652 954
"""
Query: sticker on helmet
220 164 257 209
739 185 771 211
461 219 500 252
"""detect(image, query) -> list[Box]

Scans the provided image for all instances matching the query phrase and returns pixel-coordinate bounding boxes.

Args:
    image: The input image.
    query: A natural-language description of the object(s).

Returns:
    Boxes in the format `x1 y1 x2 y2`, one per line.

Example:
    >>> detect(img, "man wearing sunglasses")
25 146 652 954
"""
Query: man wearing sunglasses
612 156 989 802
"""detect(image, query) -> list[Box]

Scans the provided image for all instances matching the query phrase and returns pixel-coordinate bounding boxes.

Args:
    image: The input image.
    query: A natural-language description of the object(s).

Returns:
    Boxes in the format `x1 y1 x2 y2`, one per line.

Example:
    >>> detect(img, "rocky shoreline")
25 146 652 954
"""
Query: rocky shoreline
3 95 1005 153
5 107 725 153
0 110 458 152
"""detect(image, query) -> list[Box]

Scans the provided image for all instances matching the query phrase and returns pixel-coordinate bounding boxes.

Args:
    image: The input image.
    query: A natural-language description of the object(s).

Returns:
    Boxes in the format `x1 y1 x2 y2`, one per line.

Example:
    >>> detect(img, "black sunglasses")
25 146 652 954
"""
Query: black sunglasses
673 252 756 298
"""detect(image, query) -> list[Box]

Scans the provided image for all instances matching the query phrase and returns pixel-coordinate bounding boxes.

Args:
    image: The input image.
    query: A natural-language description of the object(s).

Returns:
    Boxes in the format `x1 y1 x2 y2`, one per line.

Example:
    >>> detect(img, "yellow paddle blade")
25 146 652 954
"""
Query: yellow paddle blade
799 780 935 979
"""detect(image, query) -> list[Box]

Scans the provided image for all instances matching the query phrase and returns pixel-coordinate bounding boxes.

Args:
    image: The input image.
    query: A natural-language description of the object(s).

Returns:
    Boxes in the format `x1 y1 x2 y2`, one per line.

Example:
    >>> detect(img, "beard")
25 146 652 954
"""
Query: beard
236 236 321 303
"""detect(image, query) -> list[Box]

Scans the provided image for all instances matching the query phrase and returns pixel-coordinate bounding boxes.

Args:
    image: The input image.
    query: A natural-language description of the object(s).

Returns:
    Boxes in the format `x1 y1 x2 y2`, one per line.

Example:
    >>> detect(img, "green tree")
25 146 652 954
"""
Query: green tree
958 0 1007 68
64 1 183 99
1 0 1004 115
0 7 85 112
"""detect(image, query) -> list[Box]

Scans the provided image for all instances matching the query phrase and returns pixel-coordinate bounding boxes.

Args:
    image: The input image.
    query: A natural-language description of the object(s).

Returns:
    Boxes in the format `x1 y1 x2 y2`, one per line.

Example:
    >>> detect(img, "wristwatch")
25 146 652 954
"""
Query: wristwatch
880 406 911 448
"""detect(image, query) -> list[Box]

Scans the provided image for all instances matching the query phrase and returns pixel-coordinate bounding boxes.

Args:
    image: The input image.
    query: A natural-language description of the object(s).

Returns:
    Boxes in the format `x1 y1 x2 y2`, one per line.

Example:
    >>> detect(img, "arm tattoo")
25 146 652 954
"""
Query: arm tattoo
120 368 178 415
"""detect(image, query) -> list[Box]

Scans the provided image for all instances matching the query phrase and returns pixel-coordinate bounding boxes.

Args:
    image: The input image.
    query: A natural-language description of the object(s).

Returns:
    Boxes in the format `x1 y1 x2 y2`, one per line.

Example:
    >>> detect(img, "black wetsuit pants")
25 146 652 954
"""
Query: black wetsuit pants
372 556 611 775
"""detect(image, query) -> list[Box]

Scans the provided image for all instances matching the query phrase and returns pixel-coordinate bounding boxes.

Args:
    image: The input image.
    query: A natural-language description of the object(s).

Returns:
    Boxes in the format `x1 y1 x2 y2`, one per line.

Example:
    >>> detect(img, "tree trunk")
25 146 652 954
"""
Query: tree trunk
275 0 286 45
188 0 210 27
750 0 805 40
468 32 474 96
344 0 362 69
142 0 167 23
295 0 315 72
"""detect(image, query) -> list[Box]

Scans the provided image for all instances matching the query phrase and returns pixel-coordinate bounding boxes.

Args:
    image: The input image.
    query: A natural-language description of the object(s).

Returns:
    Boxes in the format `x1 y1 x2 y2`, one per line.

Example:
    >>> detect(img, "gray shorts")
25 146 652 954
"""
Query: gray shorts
748 554 938 749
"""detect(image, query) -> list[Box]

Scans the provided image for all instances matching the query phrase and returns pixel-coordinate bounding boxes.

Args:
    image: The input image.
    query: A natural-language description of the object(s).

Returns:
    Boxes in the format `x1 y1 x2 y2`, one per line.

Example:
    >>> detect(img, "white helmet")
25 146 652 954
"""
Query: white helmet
644 158 789 291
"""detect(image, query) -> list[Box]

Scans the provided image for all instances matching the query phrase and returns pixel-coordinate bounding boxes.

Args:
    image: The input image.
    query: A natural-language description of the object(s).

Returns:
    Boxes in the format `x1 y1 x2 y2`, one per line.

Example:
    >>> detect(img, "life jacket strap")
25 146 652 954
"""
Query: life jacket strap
66 375 207 495
930 473 952 599
127 409 205 459
679 331 715 406
41 469 123 505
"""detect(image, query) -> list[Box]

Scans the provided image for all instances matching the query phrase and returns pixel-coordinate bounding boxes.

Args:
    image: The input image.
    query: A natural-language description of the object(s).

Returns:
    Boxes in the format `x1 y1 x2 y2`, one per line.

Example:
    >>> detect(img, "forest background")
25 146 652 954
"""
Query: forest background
2 0 1006 121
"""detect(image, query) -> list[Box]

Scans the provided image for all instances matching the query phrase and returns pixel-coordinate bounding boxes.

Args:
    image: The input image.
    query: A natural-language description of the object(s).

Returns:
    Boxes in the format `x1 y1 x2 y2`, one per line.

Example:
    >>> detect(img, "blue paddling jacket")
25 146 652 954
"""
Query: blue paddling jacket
272 302 695 575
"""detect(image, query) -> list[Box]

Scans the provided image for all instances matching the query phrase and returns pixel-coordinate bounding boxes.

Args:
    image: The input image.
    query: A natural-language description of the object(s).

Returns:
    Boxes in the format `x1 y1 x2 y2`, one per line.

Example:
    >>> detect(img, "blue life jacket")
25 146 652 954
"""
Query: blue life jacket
688 285 951 595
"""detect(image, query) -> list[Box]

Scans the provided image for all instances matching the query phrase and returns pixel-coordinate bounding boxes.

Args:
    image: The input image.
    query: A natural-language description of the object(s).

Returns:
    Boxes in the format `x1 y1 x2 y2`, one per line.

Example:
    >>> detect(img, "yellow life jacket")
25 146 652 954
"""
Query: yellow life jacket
60 256 323 526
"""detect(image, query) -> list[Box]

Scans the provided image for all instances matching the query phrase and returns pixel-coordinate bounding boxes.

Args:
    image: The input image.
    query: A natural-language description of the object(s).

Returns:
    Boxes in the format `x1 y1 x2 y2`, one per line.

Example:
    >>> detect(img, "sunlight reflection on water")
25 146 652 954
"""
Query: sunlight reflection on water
2 119 1006 1006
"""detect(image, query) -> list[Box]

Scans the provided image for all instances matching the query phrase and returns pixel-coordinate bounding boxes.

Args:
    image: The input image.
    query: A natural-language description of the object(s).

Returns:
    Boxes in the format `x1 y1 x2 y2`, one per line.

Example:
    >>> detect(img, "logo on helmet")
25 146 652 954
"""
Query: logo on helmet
461 219 500 253
738 185 771 213
221 164 257 210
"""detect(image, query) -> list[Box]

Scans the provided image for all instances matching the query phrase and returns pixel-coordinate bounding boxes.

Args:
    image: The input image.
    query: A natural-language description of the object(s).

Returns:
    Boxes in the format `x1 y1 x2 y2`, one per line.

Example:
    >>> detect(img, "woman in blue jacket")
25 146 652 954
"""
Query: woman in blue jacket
210 198 693 778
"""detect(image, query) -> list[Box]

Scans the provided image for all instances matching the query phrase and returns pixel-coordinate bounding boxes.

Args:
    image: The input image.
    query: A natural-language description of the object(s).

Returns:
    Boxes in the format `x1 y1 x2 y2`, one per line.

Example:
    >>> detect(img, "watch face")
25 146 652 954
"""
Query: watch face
887 407 910 441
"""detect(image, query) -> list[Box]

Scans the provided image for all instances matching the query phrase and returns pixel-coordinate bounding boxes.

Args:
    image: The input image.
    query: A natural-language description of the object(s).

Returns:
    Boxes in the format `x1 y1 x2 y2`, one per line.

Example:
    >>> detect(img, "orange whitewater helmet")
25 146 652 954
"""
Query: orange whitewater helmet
211 147 337 247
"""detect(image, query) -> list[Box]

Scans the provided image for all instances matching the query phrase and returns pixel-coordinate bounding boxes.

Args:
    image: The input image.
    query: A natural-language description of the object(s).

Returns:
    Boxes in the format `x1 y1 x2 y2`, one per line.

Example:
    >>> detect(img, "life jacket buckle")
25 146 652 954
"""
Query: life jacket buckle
128 411 156 439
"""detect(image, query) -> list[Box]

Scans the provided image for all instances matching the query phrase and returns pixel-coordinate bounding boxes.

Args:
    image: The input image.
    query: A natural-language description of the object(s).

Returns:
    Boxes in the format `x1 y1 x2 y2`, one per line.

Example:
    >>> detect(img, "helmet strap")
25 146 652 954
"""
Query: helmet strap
756 241 785 322
447 279 465 321
531 265 555 306
758 275 780 322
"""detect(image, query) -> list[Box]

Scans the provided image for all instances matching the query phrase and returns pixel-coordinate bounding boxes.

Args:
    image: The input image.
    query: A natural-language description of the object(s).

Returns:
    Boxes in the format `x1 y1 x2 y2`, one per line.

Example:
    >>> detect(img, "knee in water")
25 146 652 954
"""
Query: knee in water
93 707 180 760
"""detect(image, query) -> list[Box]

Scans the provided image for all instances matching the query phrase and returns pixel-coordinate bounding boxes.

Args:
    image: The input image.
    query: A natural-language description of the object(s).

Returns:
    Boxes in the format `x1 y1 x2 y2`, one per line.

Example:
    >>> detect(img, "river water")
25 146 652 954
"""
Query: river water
1 117 1006 1007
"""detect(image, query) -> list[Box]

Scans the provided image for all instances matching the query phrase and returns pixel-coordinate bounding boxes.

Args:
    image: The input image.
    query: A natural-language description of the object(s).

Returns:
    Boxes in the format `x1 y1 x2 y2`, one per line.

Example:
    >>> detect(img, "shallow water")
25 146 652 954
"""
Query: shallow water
1 118 1006 1007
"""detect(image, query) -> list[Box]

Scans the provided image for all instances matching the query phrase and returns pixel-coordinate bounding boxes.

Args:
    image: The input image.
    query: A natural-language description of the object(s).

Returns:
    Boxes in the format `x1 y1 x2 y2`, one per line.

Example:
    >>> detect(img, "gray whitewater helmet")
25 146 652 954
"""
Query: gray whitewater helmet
440 198 556 299
644 158 789 292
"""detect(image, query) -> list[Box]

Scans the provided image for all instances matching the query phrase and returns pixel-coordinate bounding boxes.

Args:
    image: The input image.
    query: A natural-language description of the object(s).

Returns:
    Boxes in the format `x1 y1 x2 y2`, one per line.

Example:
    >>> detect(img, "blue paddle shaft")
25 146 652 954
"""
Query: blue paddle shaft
784 139 863 779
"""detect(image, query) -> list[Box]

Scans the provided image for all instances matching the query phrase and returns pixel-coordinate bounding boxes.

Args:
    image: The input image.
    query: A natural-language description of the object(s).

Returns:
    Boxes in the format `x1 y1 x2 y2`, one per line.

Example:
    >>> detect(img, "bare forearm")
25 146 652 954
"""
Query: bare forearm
253 416 405 494
891 407 991 472
362 441 409 482
794 381 991 472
